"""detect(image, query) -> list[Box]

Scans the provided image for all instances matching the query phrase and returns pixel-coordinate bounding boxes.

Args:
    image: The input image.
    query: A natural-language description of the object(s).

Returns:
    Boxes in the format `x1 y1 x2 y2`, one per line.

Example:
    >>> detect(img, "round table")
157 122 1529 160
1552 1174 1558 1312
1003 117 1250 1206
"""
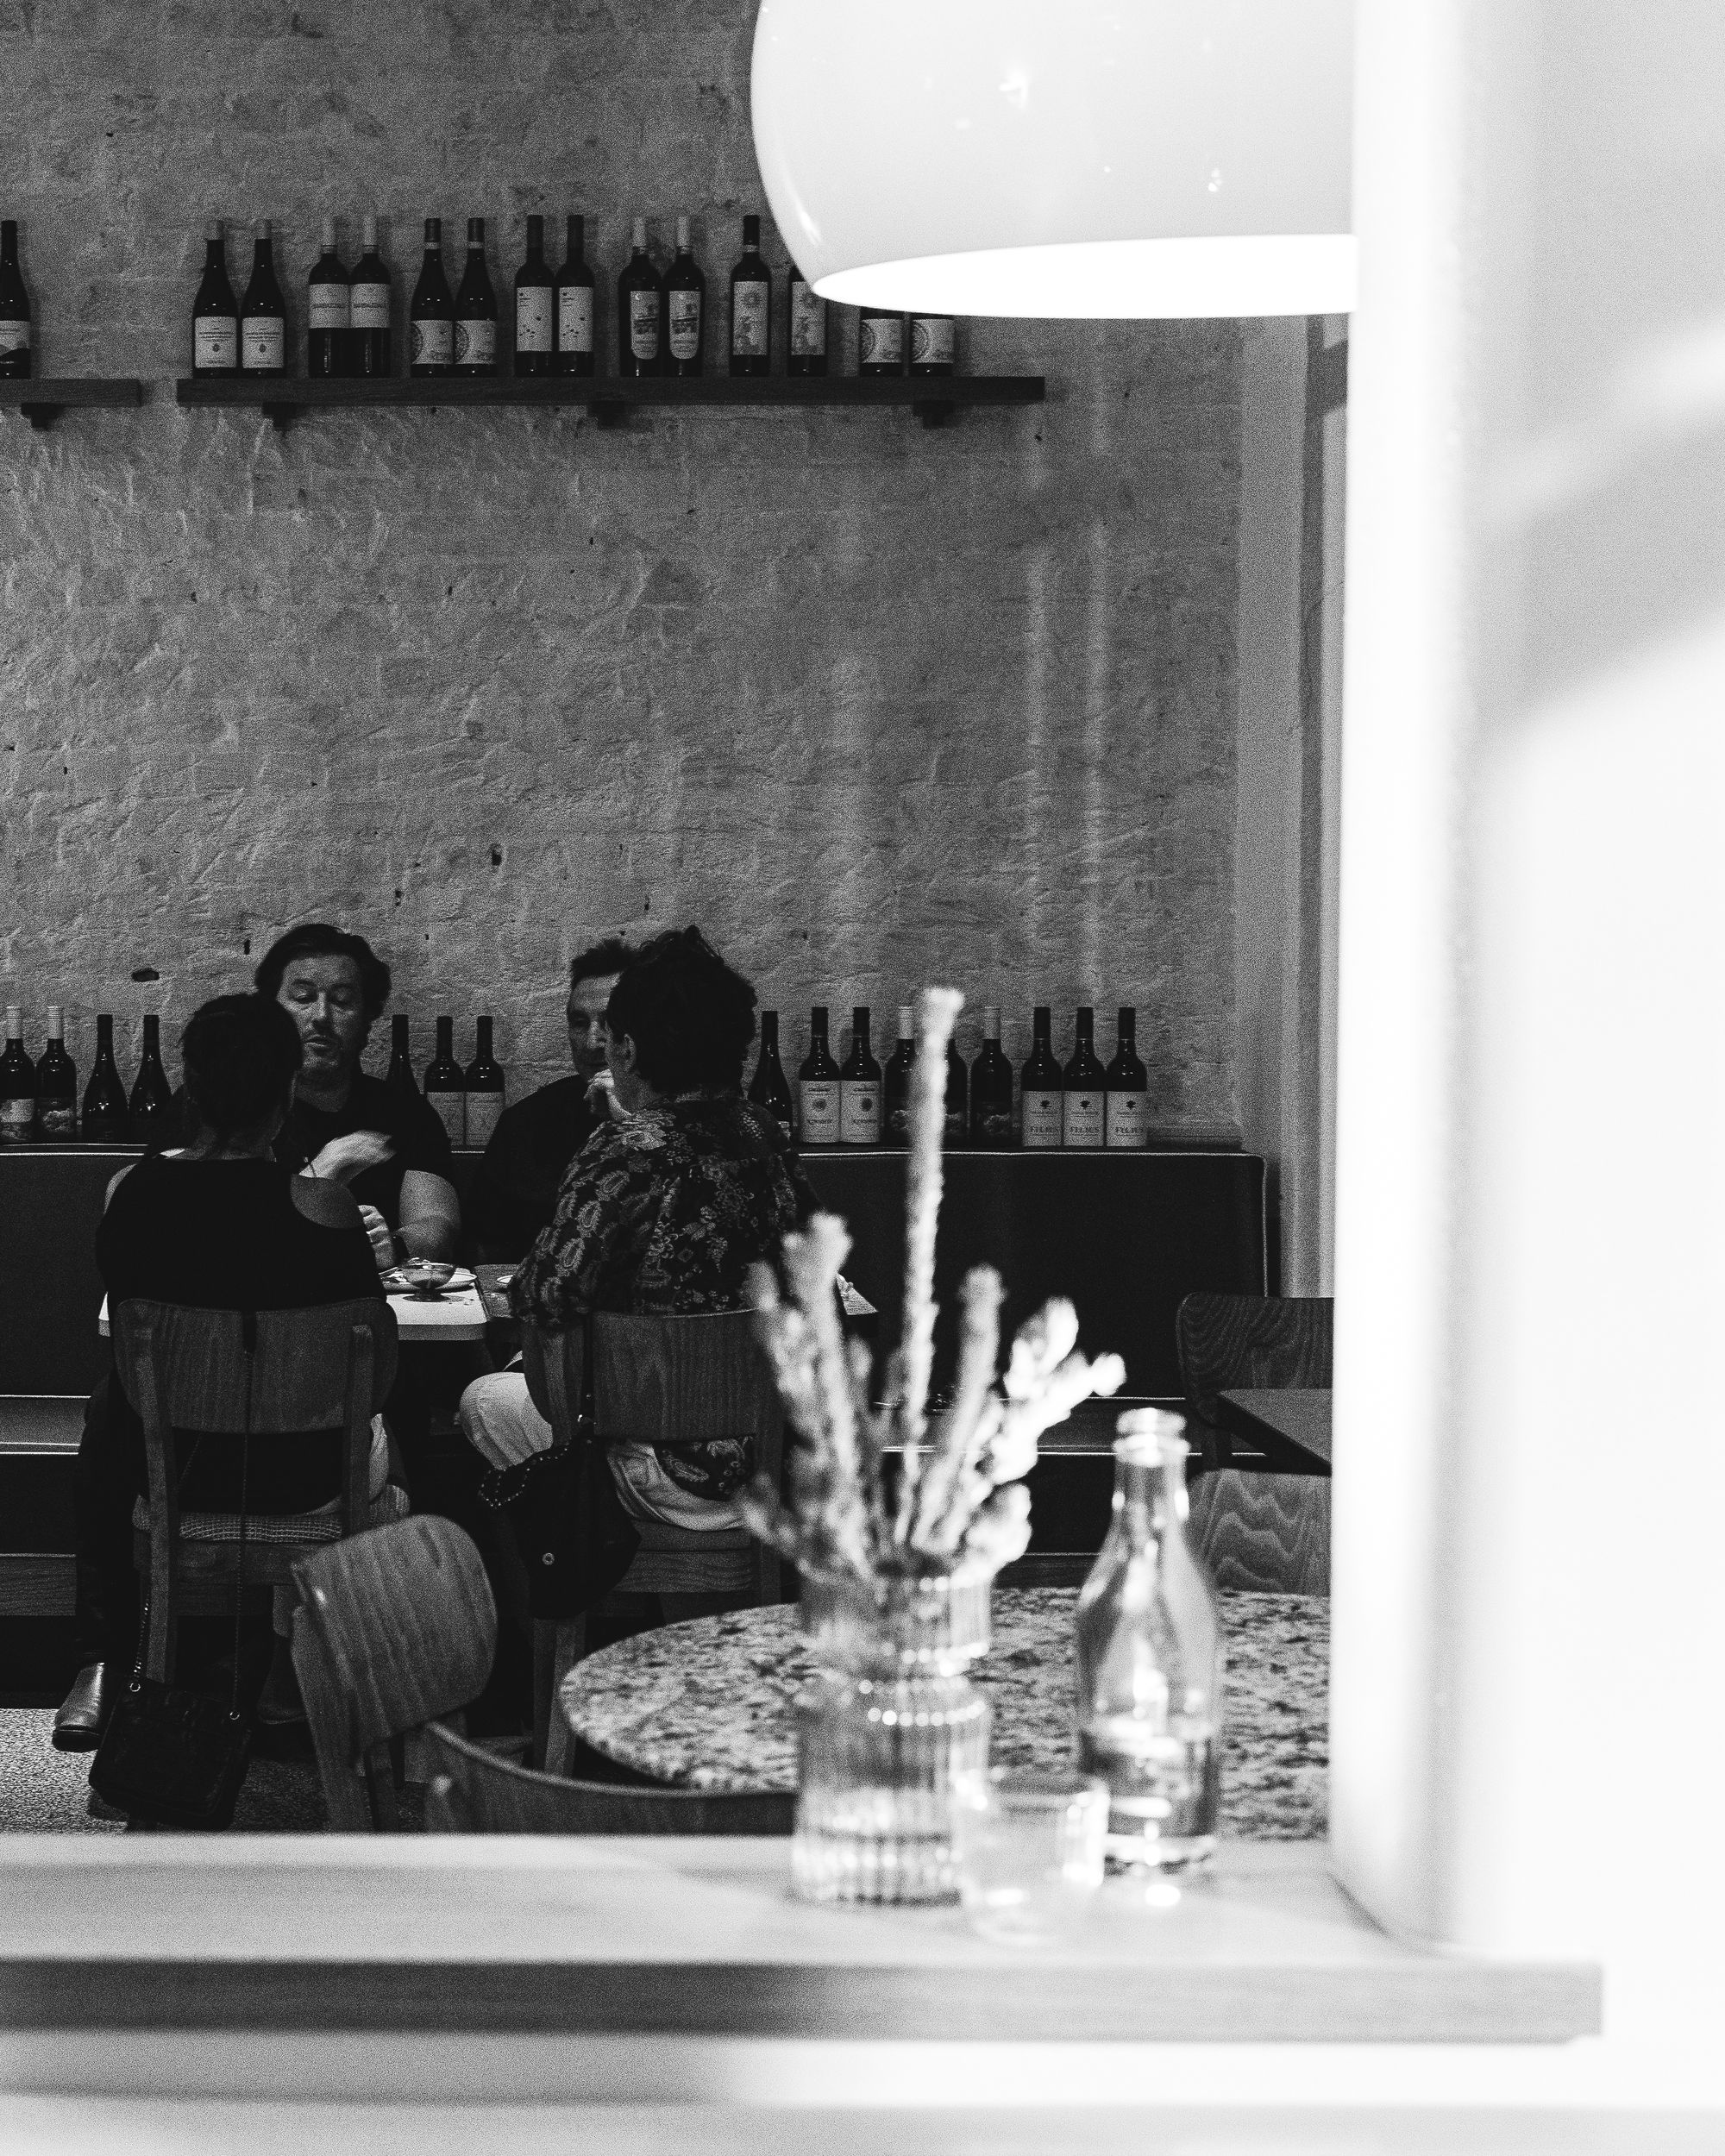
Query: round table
561 1588 1329 1842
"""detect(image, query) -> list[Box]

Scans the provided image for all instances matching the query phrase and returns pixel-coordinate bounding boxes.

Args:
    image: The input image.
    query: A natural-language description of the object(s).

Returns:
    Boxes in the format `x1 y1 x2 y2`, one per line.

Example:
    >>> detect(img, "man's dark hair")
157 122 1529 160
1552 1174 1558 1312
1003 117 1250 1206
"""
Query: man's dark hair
604 926 757 1094
181 994 303 1141
254 923 392 1021
568 937 634 991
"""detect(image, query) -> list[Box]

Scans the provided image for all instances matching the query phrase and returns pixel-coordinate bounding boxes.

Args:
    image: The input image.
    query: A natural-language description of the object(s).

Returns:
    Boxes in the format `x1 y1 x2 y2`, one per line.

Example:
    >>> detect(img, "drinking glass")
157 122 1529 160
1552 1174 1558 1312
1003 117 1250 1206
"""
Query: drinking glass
956 1770 1109 1945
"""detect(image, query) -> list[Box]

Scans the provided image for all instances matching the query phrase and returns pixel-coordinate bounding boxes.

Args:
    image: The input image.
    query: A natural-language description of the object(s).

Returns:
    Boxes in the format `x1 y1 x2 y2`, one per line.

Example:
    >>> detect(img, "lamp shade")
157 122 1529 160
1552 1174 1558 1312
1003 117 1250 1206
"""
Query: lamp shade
751 0 1355 318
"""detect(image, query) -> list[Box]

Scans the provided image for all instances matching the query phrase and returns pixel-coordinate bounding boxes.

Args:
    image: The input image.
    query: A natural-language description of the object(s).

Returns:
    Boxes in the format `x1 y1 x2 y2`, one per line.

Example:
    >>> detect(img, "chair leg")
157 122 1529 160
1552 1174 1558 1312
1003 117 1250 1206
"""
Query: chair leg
533 1615 586 1777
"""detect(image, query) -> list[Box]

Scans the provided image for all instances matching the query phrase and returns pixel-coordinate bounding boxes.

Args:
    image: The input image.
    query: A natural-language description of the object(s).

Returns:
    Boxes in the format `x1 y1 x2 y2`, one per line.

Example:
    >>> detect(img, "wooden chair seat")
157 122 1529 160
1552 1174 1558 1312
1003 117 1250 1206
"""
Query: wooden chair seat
618 1516 755 1596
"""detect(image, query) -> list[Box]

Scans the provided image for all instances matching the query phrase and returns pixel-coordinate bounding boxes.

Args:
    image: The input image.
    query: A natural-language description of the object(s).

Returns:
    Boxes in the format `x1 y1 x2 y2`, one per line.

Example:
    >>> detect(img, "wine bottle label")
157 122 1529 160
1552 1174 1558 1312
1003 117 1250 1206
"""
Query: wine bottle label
668 289 702 360
455 318 497 366
799 1079 840 1144
838 1081 881 1145
944 1107 969 1144
629 290 661 359
309 282 350 329
466 1091 504 1148
194 317 237 367
516 288 552 352
0 1098 35 1138
412 317 454 366
242 317 285 370
860 314 904 366
910 316 955 367
1106 1090 1150 1148
0 322 31 354
351 285 391 330
426 1088 466 1146
1022 1090 1063 1149
731 279 768 356
1063 1091 1104 1147
975 1104 1014 1144
790 282 825 356
39 1102 78 1139
559 287 593 352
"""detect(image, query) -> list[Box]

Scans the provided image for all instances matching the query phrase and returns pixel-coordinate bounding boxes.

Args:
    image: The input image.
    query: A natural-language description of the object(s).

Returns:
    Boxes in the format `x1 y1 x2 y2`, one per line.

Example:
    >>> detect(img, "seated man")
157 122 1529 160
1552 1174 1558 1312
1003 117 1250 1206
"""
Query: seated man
459 926 815 1537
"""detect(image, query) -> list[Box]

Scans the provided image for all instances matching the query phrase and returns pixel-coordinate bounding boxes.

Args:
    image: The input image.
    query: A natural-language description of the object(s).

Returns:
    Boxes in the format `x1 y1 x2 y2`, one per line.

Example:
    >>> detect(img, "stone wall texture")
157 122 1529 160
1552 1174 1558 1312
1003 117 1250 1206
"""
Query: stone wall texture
0 0 1240 1118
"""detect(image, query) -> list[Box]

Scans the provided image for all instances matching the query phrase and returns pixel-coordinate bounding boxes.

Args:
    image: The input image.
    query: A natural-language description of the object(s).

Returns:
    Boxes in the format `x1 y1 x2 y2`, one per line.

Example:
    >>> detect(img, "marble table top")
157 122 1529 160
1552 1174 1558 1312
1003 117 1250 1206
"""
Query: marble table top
562 1588 1329 1842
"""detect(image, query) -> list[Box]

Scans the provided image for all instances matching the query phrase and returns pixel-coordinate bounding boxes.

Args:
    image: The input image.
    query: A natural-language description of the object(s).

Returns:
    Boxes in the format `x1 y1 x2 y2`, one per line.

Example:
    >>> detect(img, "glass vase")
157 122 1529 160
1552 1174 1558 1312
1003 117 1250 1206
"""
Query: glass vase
792 1568 993 1906
1074 1412 1224 1870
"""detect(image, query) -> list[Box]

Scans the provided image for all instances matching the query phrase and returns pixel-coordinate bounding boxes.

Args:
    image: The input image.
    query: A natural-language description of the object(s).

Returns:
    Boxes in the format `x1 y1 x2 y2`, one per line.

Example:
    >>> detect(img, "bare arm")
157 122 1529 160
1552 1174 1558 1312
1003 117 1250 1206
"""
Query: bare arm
397 1169 461 1262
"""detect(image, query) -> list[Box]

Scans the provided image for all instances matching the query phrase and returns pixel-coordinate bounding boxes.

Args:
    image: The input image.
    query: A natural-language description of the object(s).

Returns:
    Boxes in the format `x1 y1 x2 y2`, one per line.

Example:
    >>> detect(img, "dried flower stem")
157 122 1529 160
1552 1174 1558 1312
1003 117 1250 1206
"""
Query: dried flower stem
890 985 963 1543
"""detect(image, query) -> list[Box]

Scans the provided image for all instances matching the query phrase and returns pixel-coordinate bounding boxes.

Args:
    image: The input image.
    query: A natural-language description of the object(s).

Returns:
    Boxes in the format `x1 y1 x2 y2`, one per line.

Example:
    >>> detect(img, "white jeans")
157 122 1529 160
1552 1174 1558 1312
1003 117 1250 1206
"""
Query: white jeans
456 1370 741 1532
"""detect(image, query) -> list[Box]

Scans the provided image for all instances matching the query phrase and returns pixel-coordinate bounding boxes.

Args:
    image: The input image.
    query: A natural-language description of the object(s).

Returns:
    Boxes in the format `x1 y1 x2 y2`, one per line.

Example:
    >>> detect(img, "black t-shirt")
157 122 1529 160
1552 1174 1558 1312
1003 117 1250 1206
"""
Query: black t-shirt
465 1075 601 1263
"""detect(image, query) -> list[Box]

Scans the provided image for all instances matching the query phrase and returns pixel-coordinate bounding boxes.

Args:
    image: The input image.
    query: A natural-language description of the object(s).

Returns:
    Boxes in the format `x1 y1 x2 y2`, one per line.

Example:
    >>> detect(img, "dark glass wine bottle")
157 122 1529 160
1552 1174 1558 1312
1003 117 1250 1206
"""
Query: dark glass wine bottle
882 1006 915 1146
838 1006 881 1146
909 311 957 378
239 219 287 377
36 1004 78 1140
944 1036 969 1146
455 217 498 376
191 218 238 378
618 216 661 377
729 213 770 377
664 214 705 378
81 1015 130 1142
797 1006 841 1147
787 272 827 377
1104 1006 1150 1150
513 214 554 378
348 214 391 377
0 220 29 380
423 1014 466 1145
0 1005 36 1144
410 218 455 377
306 213 349 379
555 214 595 377
969 1004 1015 1149
1061 1007 1107 1149
1020 1005 1063 1150
748 1011 794 1140
858 304 905 377
129 1015 175 1145
464 1016 505 1149
383 1013 418 1098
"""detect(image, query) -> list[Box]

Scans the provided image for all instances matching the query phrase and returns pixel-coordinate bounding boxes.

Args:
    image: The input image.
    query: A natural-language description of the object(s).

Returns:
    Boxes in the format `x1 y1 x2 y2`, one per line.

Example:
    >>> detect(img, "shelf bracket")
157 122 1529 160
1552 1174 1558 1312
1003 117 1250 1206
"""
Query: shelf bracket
913 398 957 429
19 403 61 432
260 403 297 435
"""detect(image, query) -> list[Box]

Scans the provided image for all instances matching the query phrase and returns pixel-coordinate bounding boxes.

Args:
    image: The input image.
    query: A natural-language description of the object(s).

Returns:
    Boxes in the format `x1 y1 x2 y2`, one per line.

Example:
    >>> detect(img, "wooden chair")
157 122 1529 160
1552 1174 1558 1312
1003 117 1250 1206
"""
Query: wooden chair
421 1717 794 1836
1175 1293 1333 1596
523 1311 786 1771
113 1298 403 1686
291 1514 498 1831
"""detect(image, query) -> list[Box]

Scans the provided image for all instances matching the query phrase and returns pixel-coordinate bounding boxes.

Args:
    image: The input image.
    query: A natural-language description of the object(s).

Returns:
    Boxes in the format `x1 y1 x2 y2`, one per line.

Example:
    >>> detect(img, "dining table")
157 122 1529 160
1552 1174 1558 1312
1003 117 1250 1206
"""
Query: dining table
561 1587 1330 1841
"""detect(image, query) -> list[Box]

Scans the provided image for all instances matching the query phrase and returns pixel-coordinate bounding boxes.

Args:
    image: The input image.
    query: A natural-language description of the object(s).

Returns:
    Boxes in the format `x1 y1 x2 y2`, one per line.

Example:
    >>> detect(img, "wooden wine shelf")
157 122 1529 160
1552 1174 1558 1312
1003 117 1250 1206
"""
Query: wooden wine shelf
174 373 1044 432
0 379 144 431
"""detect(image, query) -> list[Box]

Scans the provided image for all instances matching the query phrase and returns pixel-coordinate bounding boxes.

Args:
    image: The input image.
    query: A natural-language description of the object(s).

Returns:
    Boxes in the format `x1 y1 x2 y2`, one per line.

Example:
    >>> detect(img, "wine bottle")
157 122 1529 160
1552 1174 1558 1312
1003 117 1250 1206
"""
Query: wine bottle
191 218 239 378
882 1006 915 1145
1105 1006 1151 1150
410 218 455 377
36 1005 78 1139
0 1006 36 1144
305 214 349 379
383 1013 418 1098
837 1006 881 1145
348 215 391 377
748 1011 794 1140
0 219 29 379
1020 1006 1063 1150
909 311 957 378
513 214 554 378
240 219 287 377
129 1014 175 1145
1061 1007 1107 1148
969 1006 1015 1148
787 272 827 377
463 1017 506 1147
618 216 661 377
82 1015 130 1142
944 1036 969 1145
423 1014 466 1144
455 217 498 376
797 1006 841 1146
729 213 771 377
555 214 595 377
665 214 705 377
858 304 904 377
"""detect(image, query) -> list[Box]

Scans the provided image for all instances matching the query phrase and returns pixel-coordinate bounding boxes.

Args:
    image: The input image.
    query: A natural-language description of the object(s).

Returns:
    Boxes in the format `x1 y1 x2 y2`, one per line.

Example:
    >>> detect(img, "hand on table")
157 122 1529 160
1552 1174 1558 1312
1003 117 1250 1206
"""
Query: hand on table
306 1131 395 1184
358 1202 395 1272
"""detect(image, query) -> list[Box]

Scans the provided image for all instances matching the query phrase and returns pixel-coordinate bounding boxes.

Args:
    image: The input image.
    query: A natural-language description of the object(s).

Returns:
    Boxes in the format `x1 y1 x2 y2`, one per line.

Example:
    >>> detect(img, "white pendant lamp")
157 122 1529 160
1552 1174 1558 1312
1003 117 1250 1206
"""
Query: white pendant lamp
751 0 1355 318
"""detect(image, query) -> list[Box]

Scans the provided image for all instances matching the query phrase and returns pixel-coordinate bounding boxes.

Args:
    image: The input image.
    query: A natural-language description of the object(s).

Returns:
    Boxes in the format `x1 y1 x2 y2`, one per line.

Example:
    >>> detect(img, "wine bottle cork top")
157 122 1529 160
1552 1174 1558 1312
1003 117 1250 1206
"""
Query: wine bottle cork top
632 216 647 248
362 213 378 247
254 218 271 239
898 1006 914 1033
3 1006 21 1036
676 214 690 249
983 1005 1000 1032
204 218 221 241
47 1005 63 1031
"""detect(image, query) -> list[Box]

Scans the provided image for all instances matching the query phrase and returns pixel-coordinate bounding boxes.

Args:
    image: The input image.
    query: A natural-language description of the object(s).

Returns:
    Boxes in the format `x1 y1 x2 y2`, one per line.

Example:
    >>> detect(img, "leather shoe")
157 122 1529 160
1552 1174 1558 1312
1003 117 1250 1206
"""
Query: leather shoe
52 1662 111 1753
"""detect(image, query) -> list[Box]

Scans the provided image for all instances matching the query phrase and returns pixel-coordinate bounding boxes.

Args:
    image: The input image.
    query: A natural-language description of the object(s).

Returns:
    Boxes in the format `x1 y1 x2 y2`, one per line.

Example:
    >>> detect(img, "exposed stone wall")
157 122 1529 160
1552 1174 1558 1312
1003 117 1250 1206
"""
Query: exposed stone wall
0 0 1239 1119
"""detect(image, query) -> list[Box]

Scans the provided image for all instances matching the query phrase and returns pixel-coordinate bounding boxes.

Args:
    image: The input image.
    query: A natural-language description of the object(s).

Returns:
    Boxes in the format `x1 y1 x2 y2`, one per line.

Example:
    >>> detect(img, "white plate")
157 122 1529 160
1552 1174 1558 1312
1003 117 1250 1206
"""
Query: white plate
383 1265 477 1294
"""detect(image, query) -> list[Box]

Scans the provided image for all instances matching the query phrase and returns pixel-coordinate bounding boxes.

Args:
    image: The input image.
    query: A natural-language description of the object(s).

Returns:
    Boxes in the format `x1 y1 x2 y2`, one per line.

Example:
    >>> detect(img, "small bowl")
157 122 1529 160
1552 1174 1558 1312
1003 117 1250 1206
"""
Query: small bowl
398 1259 455 1297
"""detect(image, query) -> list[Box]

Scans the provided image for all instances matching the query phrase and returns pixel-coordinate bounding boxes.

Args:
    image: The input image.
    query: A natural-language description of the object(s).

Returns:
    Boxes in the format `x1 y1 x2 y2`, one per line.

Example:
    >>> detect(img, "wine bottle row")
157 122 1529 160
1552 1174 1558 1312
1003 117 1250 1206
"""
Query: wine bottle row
189 210 956 382
748 1005 1153 1151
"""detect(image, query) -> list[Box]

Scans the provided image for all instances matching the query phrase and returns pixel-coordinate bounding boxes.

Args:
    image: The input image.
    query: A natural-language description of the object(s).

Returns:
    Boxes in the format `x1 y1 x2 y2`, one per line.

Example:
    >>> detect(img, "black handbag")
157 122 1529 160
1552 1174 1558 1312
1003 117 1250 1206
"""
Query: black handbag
90 1313 258 1830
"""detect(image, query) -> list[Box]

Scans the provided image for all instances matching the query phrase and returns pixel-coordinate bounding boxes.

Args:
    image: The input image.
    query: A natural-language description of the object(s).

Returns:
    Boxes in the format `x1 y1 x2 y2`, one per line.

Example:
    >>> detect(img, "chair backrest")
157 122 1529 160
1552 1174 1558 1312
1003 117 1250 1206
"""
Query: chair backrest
112 1298 398 1432
1175 1294 1333 1428
420 1717 795 1836
292 1515 497 1832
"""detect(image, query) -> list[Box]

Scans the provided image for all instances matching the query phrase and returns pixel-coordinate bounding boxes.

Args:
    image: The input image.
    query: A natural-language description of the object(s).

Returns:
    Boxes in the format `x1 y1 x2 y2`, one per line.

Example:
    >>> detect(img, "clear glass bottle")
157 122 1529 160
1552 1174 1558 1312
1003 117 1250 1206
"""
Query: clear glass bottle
1074 1411 1223 1871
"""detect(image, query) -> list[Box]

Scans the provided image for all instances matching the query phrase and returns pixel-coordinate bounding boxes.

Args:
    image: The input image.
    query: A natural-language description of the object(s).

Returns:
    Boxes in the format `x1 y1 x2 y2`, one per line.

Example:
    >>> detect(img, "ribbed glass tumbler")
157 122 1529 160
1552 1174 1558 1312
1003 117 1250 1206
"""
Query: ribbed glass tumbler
792 1570 993 1906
